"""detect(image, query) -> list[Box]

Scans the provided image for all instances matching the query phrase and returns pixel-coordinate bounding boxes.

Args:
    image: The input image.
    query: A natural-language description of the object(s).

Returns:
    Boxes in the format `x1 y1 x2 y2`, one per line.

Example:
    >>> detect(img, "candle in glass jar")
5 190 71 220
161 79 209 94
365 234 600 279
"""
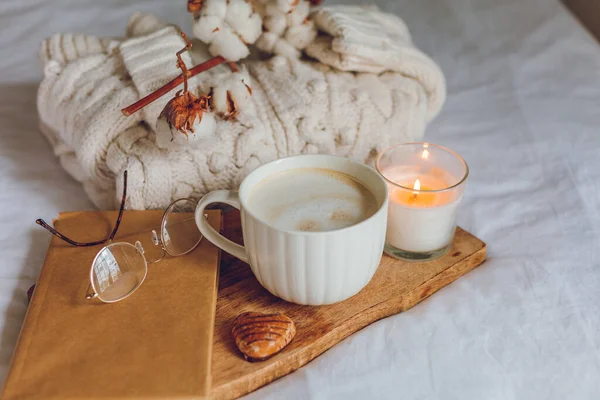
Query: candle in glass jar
385 169 461 253
376 143 468 261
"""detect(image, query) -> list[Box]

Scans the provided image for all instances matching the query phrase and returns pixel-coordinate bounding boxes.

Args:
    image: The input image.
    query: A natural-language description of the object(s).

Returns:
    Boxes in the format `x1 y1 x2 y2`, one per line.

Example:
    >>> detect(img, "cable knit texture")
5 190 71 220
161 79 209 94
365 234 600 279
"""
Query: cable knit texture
36 8 446 210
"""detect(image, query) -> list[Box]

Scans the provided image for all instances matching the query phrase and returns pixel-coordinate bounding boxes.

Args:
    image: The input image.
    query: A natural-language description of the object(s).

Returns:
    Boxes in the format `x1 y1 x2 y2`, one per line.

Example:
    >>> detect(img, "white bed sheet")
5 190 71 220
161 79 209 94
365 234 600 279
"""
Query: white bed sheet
1 0 600 398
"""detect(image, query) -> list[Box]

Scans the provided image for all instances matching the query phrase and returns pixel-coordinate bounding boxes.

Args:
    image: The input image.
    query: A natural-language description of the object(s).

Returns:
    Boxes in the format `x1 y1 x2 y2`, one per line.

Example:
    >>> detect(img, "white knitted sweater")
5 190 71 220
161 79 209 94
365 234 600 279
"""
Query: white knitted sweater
37 8 445 210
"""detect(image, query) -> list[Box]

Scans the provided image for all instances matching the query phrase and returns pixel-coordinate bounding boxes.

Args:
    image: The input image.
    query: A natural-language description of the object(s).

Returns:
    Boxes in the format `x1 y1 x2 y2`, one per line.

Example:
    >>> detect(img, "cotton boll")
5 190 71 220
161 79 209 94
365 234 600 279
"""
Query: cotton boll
210 70 252 117
264 3 281 17
229 82 251 110
227 68 253 109
287 0 310 26
285 21 317 49
251 1 267 17
193 15 222 43
211 86 229 115
192 0 263 61
276 0 295 14
191 0 316 61
264 14 287 36
187 112 217 145
225 0 253 29
154 117 175 149
255 32 278 53
236 67 251 84
255 0 318 58
155 112 216 149
221 68 250 91
201 0 227 19
208 27 250 61
273 39 301 59
235 12 263 44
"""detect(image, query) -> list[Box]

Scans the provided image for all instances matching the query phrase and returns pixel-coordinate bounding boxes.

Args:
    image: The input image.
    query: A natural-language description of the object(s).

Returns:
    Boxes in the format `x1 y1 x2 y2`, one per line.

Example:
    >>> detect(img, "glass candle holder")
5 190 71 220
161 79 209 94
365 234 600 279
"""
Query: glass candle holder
376 142 469 262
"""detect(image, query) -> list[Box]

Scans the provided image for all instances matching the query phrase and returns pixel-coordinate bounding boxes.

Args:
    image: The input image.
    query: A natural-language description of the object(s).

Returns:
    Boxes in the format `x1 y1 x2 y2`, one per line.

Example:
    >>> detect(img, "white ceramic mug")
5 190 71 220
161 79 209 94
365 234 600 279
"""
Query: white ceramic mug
195 155 388 305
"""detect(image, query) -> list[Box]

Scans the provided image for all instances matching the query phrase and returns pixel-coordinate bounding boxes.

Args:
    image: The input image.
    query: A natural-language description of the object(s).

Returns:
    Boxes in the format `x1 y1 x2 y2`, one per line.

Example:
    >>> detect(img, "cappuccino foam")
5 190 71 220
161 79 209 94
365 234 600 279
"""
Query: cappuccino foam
247 168 378 232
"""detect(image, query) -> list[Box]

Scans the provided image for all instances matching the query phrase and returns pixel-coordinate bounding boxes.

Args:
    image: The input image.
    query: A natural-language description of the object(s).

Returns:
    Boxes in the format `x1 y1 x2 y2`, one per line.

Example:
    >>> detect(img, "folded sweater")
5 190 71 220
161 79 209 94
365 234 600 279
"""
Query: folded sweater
37 8 445 210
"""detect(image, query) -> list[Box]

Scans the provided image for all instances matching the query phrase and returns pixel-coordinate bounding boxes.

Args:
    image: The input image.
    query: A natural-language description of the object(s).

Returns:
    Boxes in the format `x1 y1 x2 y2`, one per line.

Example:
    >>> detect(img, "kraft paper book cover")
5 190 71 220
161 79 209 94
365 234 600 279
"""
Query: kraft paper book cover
2 210 221 399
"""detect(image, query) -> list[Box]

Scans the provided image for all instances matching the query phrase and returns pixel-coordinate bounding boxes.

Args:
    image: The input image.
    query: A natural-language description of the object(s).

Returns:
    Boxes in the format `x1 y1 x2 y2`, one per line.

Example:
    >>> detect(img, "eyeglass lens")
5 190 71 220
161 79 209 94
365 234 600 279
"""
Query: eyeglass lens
161 198 203 256
92 243 147 302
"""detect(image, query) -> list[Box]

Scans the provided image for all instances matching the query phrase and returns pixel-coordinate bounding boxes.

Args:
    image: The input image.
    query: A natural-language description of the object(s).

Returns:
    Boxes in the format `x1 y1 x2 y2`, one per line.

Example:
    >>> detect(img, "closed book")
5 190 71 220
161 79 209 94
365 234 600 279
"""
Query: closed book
2 210 221 399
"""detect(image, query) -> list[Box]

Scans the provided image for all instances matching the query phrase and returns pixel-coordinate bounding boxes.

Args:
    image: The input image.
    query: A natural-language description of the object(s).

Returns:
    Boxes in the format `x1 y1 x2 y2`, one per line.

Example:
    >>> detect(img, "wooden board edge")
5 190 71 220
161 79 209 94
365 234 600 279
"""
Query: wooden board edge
211 243 487 400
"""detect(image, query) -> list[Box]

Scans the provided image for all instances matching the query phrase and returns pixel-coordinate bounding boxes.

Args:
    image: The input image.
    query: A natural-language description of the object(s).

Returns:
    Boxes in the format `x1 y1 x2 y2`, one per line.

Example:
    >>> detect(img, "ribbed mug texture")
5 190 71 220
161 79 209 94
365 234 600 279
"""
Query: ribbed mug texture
196 155 388 305
242 204 387 305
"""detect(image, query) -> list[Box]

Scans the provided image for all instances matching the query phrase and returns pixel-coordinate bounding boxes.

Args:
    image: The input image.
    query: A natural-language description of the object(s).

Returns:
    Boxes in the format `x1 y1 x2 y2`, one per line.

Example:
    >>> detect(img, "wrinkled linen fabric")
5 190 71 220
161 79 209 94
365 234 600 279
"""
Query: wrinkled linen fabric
36 7 445 210
2 0 600 399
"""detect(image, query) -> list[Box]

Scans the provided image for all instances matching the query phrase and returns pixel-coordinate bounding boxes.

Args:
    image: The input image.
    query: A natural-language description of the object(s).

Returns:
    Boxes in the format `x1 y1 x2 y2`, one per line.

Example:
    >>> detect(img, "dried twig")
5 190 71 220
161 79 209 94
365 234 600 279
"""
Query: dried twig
228 62 239 73
176 31 194 94
121 55 226 117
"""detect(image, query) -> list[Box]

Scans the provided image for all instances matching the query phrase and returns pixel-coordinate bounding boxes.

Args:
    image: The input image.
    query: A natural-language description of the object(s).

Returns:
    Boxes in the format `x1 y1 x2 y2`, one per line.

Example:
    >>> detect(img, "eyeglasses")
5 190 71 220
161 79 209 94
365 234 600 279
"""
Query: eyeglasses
35 171 203 303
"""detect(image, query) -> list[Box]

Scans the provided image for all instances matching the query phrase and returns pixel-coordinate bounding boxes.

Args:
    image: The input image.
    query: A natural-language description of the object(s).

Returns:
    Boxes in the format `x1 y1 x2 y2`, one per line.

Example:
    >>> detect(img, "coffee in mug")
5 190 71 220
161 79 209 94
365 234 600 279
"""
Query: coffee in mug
247 168 379 233
195 155 388 305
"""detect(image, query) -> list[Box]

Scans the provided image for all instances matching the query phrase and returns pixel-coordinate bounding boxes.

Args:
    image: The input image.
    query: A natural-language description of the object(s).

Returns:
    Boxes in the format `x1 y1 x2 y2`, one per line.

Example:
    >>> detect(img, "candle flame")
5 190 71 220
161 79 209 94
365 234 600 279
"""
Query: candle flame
412 179 420 198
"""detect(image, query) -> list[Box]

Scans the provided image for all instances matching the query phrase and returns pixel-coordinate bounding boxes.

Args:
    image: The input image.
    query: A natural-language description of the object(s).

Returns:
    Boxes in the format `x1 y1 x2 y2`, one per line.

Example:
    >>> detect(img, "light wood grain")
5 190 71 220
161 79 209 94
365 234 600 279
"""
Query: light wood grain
211 210 486 399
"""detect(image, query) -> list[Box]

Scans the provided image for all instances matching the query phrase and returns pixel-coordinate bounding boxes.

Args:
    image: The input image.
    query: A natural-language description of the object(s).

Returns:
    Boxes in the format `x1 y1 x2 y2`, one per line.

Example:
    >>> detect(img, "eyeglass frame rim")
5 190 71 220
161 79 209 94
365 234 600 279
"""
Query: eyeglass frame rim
85 198 205 302
34 170 203 303
88 241 149 303
160 197 204 257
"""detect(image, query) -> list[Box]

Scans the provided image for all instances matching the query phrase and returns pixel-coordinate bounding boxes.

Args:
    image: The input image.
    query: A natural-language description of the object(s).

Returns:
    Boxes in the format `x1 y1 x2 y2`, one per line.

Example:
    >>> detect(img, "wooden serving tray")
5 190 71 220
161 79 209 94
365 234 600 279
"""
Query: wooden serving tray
211 210 486 399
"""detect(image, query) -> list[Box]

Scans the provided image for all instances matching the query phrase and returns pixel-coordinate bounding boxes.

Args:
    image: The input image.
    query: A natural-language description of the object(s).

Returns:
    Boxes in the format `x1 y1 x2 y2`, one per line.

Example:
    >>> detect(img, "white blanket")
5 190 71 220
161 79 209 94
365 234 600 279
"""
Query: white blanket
1 0 600 399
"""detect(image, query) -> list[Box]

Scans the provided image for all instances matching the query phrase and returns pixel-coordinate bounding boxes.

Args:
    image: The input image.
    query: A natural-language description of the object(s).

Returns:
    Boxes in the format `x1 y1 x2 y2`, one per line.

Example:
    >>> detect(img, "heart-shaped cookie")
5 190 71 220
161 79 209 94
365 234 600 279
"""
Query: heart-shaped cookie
232 312 296 362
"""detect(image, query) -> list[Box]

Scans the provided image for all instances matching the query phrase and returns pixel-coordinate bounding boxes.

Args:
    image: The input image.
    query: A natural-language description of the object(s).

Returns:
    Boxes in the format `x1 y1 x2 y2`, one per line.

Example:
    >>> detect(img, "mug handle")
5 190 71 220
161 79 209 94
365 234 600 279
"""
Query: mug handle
195 190 249 263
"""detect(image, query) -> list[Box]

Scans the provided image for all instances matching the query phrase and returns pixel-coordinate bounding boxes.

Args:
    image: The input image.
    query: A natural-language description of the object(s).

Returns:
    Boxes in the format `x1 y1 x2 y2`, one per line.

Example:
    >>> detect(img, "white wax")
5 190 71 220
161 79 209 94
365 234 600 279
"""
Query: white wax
386 194 460 252
383 167 462 252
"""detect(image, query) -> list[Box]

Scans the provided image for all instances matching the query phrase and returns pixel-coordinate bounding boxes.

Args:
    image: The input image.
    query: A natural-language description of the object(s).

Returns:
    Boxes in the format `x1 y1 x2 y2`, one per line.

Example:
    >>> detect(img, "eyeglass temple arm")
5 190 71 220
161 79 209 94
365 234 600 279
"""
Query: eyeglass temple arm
108 170 127 241
35 219 108 247
35 171 128 247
